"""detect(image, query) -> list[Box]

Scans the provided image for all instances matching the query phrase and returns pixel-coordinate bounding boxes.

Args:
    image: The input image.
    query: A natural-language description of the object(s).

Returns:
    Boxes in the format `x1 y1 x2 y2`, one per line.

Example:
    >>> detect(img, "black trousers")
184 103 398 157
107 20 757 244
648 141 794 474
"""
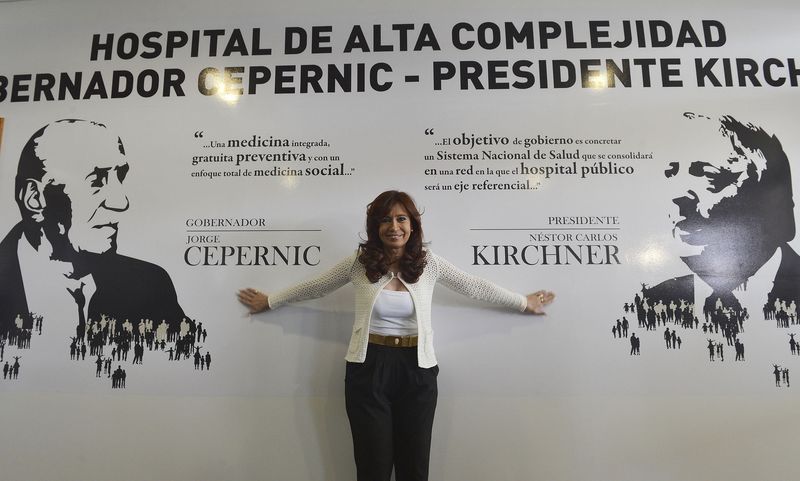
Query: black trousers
345 343 439 481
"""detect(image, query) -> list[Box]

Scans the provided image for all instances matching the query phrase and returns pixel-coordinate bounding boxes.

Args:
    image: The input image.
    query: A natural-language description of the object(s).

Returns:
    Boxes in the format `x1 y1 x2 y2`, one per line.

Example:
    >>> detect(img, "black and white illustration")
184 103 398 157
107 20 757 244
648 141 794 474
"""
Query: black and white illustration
0 119 210 387
612 113 799 379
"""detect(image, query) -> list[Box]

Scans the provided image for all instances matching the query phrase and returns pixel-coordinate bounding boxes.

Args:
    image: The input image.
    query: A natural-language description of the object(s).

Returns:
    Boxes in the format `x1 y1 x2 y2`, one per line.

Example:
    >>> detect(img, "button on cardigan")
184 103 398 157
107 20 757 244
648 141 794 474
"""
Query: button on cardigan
269 250 527 368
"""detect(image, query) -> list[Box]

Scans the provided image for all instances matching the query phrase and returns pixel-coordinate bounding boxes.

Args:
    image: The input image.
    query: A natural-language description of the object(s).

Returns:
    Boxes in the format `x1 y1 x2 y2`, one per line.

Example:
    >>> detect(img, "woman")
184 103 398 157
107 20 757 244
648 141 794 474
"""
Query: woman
238 190 555 481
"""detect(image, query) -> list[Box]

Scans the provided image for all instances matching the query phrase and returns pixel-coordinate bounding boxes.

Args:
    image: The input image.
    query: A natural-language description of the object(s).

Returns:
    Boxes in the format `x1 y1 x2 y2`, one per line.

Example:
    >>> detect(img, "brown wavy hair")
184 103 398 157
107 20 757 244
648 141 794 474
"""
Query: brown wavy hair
358 190 427 283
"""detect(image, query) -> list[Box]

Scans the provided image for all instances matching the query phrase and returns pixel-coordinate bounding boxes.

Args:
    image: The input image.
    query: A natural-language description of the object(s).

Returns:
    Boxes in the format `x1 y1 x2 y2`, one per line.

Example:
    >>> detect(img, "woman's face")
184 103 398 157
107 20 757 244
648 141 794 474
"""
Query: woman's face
378 203 412 252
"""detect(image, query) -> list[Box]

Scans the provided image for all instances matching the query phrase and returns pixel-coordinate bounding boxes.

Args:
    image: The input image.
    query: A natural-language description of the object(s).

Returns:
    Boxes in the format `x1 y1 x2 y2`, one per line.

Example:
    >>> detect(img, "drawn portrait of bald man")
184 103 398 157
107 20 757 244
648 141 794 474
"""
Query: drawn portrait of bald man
0 119 188 343
643 113 800 324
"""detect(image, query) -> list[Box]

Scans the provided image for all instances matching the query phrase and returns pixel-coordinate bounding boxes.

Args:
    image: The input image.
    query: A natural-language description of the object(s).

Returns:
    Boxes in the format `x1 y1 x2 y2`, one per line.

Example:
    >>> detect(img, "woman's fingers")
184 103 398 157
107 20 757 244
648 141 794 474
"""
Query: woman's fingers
534 290 556 304
237 288 265 311
526 291 556 314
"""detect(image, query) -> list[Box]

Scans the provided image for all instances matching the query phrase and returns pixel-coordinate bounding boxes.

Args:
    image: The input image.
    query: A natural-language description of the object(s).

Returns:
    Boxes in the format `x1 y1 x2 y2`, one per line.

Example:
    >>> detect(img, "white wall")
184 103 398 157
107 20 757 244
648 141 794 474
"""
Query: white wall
0 1 798 479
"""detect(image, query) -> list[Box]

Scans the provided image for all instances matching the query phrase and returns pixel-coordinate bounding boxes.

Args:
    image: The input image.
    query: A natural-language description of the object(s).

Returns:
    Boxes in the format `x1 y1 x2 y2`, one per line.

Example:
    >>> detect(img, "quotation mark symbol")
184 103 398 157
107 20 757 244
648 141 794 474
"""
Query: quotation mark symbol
424 128 434 135
194 131 204 138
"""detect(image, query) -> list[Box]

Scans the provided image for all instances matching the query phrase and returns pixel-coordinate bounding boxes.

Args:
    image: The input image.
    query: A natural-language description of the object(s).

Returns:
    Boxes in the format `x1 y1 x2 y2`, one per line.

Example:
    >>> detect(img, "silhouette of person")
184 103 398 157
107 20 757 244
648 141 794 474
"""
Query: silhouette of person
630 333 639 355
0 119 190 350
12 356 21 379
656 113 799 318
621 114 800 367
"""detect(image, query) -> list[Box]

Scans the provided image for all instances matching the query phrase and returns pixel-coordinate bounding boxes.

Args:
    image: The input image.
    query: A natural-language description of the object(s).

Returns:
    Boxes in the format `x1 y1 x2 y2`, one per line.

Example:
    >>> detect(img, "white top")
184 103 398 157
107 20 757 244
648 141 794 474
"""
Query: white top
269 250 527 368
369 290 417 337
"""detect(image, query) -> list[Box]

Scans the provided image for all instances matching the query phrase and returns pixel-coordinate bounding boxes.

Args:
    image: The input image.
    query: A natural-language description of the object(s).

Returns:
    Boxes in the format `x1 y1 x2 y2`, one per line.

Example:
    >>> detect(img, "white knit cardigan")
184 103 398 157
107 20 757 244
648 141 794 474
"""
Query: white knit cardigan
269 250 527 368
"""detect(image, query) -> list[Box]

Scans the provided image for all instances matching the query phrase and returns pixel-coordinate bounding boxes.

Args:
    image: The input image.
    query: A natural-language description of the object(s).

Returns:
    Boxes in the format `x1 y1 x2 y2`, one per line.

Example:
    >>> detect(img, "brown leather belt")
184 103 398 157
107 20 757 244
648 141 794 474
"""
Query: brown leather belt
368 333 418 348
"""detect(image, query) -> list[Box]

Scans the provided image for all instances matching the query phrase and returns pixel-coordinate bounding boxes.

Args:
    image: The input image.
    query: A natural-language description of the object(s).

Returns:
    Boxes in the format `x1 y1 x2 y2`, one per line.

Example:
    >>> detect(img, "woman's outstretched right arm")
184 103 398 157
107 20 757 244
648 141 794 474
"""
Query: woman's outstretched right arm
237 252 357 313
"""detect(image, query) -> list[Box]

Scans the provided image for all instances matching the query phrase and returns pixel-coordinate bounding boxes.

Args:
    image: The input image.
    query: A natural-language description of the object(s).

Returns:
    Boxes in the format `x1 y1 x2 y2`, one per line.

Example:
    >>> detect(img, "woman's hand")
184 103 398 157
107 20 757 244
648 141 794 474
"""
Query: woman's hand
237 288 270 314
525 290 555 315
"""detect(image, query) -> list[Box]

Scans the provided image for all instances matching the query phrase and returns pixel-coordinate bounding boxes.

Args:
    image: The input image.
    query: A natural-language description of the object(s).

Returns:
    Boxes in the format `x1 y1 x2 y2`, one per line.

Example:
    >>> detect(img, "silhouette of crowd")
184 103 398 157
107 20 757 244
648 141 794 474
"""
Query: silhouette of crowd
764 299 797 328
0 310 212 388
112 365 127 389
4 313 38 351
2 356 21 380
0 312 38 381
614 284 750 365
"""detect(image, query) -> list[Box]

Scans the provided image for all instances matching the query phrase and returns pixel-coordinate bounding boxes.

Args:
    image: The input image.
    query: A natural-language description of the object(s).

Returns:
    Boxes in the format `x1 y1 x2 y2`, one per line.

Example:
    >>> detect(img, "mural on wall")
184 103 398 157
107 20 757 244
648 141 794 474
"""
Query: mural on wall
611 113 798 385
0 119 211 387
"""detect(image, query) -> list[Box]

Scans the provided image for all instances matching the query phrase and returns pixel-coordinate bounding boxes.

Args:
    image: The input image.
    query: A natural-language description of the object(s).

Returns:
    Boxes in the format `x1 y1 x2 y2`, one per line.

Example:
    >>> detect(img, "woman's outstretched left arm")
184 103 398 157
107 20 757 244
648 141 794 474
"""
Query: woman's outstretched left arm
434 253 555 314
